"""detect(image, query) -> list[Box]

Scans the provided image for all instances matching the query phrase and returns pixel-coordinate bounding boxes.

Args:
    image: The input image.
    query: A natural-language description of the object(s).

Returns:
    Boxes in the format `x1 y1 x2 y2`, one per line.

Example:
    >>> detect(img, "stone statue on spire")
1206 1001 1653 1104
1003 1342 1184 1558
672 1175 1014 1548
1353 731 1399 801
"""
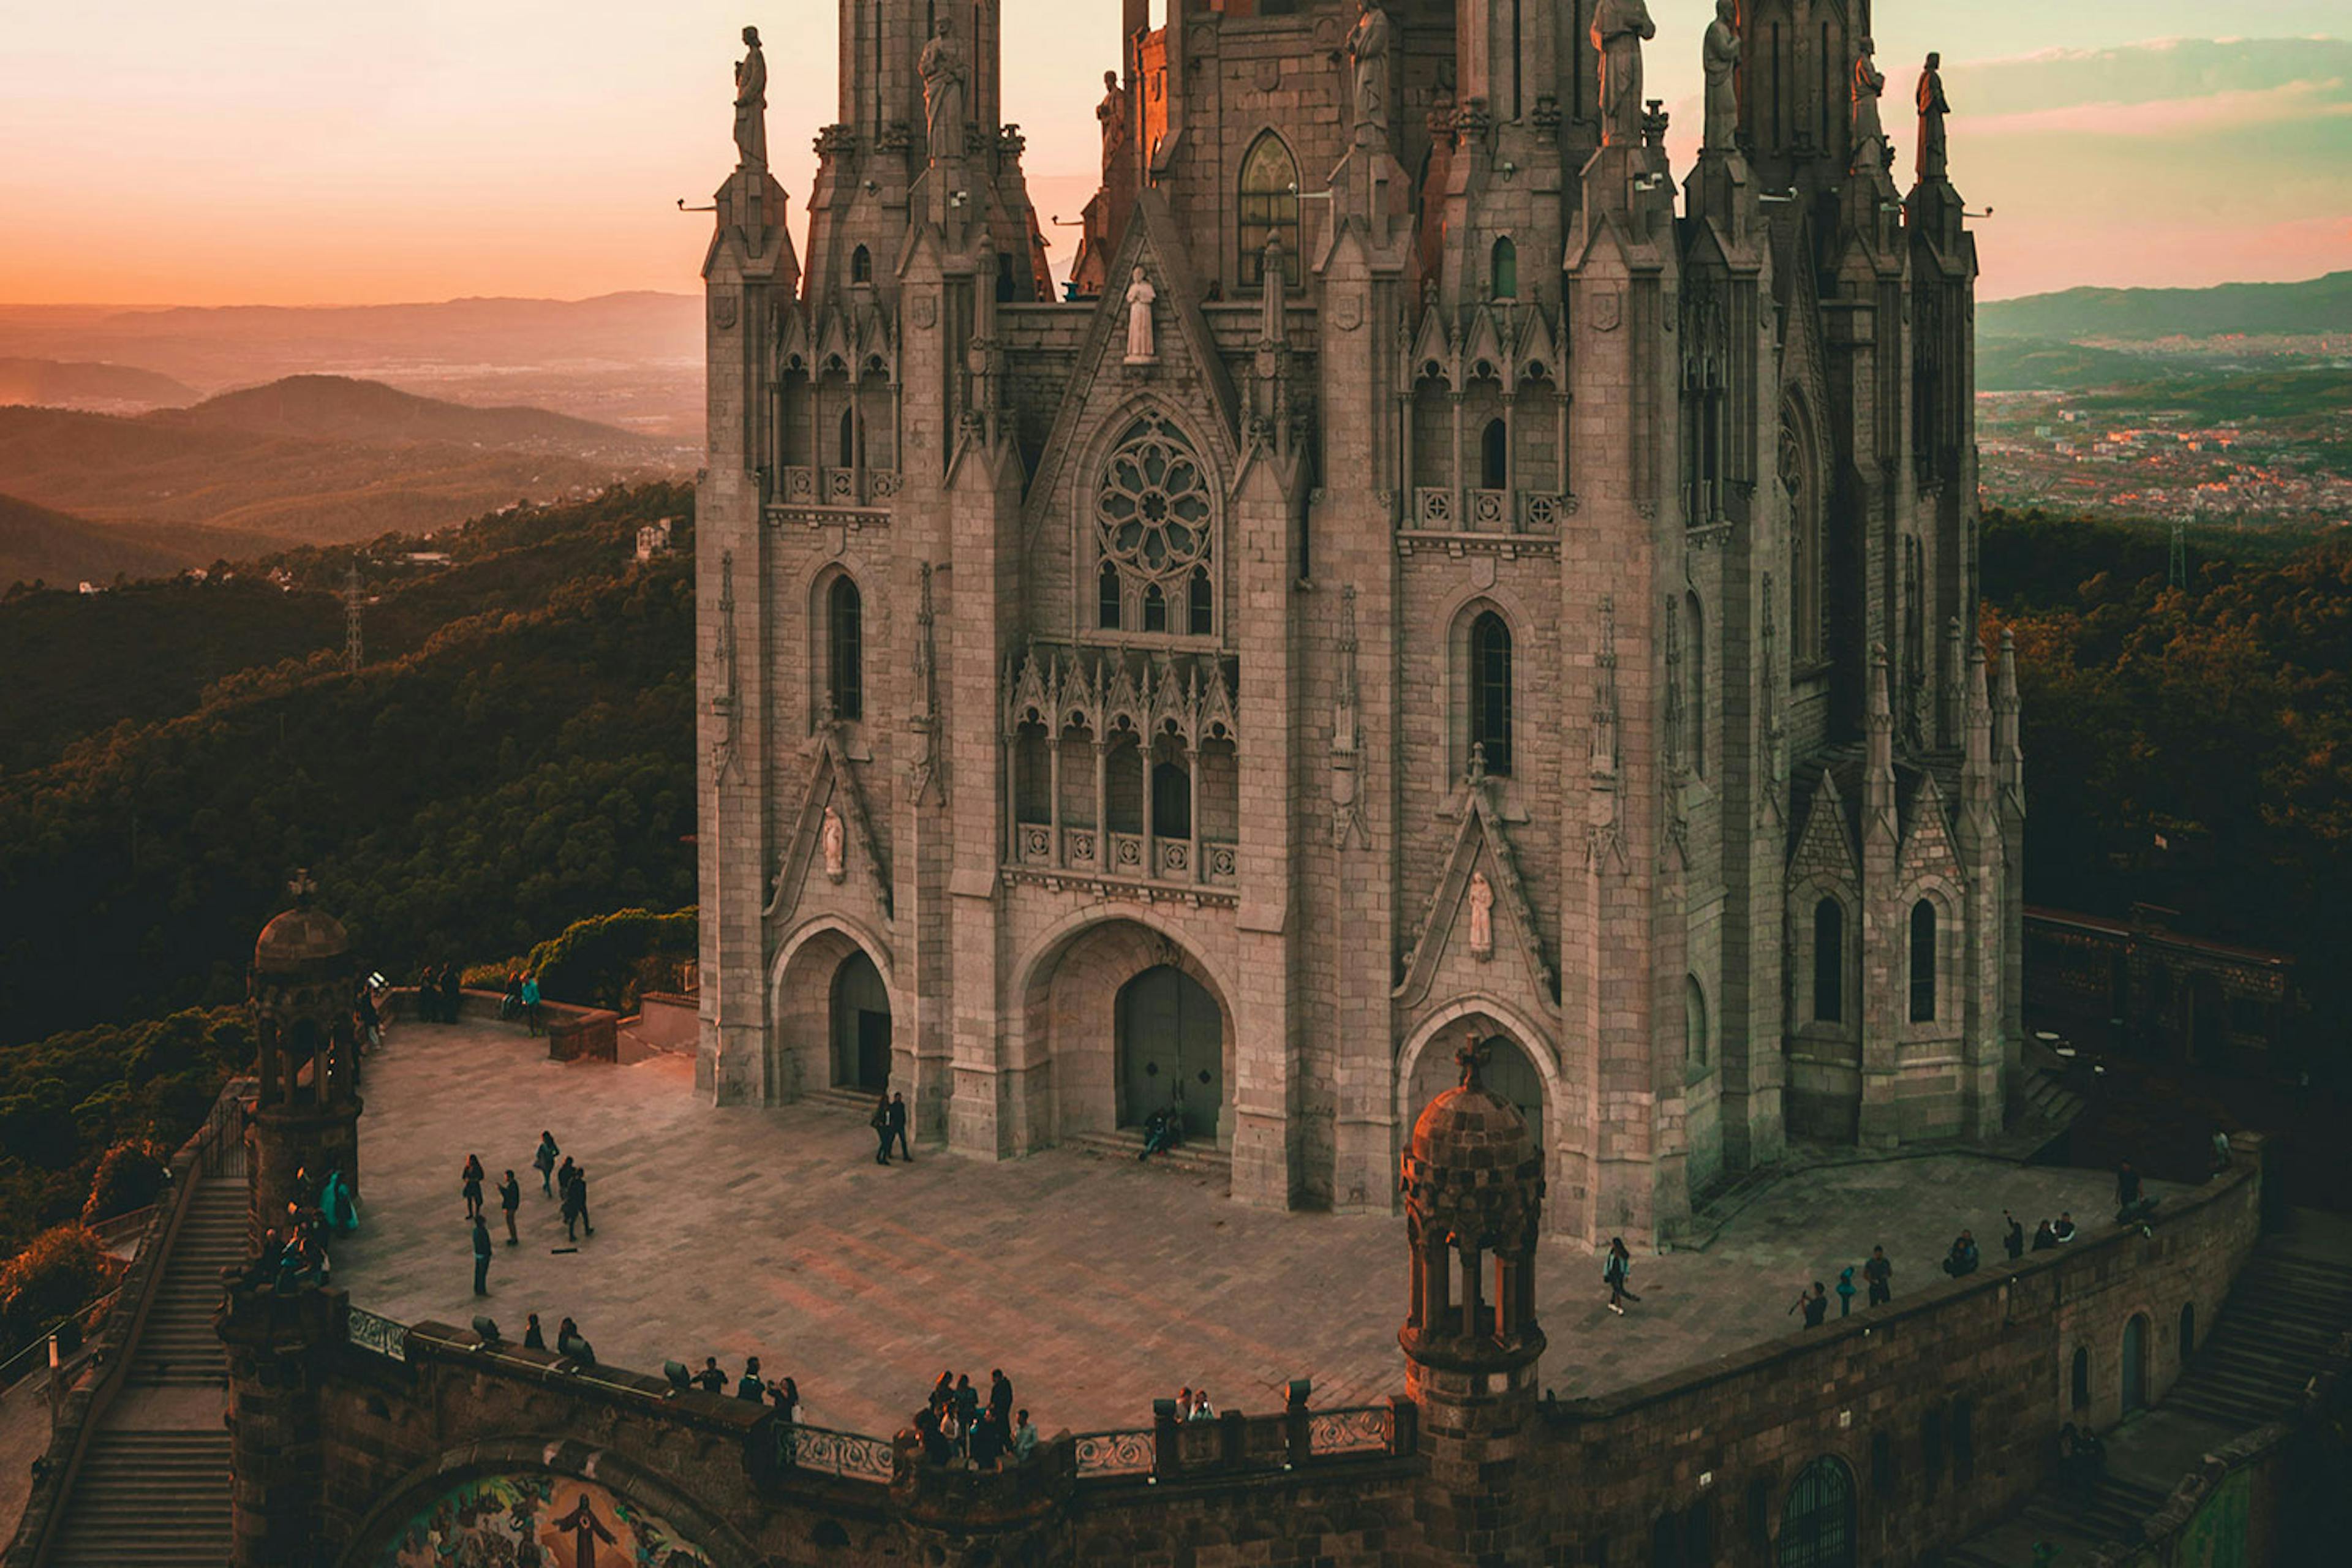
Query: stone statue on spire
1701 0 1740 153
1851 37 1888 172
732 26 767 168
921 16 970 165
1591 0 1657 148
1915 51 1950 181
1346 0 1393 145
1096 70 1127 180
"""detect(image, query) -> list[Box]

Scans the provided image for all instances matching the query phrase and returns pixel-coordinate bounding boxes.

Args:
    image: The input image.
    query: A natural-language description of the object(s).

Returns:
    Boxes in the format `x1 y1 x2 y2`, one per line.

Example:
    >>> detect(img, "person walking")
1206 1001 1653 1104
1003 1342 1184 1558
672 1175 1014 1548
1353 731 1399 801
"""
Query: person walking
521 971 542 1036
1603 1235 1638 1314
497 1169 521 1246
461 1155 485 1221
562 1167 593 1241
1835 1267 1858 1317
471 1214 493 1296
888 1091 913 1162
871 1093 894 1165
533 1131 560 1196
1864 1245 1893 1306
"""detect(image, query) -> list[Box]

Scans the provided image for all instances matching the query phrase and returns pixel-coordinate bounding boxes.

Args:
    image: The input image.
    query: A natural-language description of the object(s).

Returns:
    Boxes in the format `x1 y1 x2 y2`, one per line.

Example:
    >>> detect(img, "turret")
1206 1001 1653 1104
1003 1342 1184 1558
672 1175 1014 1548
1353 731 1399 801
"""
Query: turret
244 872 362 1253
1401 1037 1546 1564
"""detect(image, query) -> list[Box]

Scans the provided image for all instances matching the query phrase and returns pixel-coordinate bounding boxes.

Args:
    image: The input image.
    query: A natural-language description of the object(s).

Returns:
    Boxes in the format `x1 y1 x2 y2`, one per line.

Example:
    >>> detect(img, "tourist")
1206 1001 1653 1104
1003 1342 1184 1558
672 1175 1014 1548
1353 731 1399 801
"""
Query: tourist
2052 1212 2078 1243
2032 1219 2057 1251
461 1155 485 1221
888 1091 913 1161
1793 1282 1829 1328
1013 1409 1038 1464
1604 1235 1637 1314
939 1401 963 1460
988 1368 1014 1430
1139 1106 1183 1161
556 1155 578 1199
931 1370 955 1412
695 1356 728 1393
502 972 524 1021
916 1407 951 1466
1190 1388 1216 1422
2002 1211 2026 1262
498 1169 521 1246
322 1169 358 1234
439 962 462 1025
772 1376 800 1422
970 1406 1005 1471
737 1355 766 1401
2211 1125 2232 1172
1864 1246 1893 1307
556 1317 595 1365
521 970 541 1035
471 1214 492 1296
522 1313 546 1351
356 983 382 1053
1942 1231 1980 1278
533 1133 560 1196
871 1093 894 1165
418 964 442 1023
2116 1160 2143 1218
1835 1267 1856 1317
954 1373 980 1439
562 1166 593 1240
1177 1387 1195 1420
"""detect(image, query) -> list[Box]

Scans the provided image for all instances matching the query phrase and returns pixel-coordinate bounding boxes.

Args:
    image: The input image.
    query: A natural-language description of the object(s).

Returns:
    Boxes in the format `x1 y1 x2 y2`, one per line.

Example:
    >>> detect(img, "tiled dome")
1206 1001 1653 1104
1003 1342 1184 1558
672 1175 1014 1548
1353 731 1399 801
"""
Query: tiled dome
254 903 350 974
1409 1063 1537 1179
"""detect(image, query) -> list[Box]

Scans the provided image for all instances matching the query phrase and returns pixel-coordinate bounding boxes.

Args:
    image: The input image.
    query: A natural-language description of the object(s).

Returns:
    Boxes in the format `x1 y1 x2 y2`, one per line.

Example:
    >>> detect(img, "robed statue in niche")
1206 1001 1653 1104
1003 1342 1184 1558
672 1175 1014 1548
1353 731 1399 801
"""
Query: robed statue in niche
921 17 969 164
1124 268 1158 363
1346 0 1392 141
733 26 767 168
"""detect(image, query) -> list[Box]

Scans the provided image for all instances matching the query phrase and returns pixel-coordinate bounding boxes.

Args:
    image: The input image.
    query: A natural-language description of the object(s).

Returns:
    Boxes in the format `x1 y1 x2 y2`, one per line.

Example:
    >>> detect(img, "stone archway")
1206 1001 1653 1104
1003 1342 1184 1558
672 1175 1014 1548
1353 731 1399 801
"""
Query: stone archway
769 919 899 1104
1020 916 1236 1150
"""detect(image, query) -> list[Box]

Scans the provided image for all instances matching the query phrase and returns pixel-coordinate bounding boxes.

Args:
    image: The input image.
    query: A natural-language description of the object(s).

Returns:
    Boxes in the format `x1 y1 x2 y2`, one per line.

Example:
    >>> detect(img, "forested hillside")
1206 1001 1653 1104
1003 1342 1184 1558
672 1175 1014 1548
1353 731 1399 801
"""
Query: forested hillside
0 483 696 1052
1983 508 2352 1033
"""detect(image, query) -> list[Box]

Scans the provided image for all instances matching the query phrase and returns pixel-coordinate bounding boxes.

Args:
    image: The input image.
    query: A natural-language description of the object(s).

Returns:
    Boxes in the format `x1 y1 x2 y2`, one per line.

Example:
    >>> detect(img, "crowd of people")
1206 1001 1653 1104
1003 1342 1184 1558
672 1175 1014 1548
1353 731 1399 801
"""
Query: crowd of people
462 1129 594 1297
238 1164 360 1294
911 1369 1035 1471
669 1353 801 1419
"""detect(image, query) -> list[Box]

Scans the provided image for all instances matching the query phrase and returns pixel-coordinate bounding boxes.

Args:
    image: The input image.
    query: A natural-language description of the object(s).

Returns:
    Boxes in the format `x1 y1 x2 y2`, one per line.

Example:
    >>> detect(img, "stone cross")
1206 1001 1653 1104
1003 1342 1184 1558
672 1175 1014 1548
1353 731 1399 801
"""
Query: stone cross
1455 1035 1489 1090
287 869 317 905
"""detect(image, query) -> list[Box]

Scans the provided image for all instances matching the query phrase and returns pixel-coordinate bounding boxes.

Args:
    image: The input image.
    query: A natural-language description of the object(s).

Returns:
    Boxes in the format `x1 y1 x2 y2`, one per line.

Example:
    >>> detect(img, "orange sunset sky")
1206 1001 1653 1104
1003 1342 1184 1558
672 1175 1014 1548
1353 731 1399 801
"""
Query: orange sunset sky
2 1 2347 307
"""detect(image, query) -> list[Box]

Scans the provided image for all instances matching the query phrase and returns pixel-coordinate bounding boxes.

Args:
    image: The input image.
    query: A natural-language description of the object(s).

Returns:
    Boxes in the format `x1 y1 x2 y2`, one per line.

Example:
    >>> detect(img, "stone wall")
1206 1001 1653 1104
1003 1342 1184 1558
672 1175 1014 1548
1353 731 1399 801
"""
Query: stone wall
1532 1145 2265 1566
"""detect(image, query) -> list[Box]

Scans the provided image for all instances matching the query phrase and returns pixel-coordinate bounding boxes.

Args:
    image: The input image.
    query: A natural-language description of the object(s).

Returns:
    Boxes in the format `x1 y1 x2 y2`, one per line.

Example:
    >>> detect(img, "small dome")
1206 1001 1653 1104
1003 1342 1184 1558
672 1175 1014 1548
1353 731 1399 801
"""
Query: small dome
1409 1064 1537 1180
254 874 350 975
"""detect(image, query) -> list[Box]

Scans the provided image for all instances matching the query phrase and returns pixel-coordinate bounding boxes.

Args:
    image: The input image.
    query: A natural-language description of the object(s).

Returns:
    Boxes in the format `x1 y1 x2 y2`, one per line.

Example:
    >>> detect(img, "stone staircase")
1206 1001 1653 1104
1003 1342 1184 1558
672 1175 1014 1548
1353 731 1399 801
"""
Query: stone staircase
124 1177 246 1389
41 1431 232 1567
40 1158 245 1567
1950 1227 2352 1567
1065 1128 1234 1187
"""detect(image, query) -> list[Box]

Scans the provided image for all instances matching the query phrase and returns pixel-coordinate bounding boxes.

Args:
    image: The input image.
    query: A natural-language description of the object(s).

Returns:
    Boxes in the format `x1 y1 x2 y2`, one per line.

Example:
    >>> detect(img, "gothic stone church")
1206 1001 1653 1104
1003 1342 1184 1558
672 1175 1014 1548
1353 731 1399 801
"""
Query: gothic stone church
696 0 2023 1243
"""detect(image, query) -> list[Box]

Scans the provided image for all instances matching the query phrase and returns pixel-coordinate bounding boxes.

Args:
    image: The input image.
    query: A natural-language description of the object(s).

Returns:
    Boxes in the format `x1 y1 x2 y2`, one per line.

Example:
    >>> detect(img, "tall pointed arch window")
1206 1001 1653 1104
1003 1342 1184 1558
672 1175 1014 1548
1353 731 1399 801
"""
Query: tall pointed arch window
1813 897 1845 1023
827 574 864 722
1910 899 1939 1022
1469 610 1513 777
1490 235 1518 301
1238 133 1301 290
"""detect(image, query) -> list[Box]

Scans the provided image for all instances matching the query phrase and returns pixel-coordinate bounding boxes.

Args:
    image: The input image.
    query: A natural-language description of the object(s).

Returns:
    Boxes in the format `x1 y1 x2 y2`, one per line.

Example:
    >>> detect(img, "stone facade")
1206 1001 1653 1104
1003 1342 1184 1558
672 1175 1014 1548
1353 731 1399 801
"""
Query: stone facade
696 0 2019 1243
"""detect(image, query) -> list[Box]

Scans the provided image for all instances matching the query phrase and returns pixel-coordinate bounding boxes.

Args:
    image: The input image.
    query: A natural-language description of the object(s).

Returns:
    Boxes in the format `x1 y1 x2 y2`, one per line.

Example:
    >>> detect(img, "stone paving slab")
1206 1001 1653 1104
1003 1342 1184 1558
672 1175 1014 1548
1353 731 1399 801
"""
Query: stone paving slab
330 1020 2173 1439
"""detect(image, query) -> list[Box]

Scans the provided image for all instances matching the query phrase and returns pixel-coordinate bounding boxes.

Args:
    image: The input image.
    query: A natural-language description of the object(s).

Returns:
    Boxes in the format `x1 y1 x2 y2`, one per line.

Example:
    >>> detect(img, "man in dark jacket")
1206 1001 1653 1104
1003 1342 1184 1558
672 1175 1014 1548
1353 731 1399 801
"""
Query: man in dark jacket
887 1092 913 1162
471 1215 493 1295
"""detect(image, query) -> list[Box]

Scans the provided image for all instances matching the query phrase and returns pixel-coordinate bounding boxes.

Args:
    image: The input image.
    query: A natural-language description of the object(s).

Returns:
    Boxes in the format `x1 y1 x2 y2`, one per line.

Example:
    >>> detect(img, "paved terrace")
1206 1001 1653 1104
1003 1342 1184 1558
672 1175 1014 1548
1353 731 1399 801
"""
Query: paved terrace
332 1019 2177 1438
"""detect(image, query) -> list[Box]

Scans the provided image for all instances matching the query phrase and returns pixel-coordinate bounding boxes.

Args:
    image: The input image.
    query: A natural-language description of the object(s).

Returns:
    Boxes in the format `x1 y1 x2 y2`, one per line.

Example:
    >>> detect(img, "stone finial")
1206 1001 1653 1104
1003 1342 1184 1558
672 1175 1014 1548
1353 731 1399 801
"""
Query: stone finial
1455 1035 1489 1090
287 869 317 906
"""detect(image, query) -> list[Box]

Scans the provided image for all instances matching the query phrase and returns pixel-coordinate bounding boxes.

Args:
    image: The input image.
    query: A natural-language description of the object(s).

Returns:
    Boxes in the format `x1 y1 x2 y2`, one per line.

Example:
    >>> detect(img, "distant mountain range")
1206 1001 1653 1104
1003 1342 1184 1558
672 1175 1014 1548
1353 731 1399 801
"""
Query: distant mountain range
0 374 688 587
0 292 703 439
1980 271 2352 342
0 357 198 412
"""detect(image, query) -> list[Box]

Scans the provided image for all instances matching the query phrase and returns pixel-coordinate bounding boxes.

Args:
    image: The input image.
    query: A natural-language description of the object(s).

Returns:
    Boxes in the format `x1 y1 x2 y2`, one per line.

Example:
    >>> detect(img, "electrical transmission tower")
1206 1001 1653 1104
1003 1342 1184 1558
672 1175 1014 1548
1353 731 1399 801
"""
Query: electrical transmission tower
2168 519 2187 591
344 559 364 672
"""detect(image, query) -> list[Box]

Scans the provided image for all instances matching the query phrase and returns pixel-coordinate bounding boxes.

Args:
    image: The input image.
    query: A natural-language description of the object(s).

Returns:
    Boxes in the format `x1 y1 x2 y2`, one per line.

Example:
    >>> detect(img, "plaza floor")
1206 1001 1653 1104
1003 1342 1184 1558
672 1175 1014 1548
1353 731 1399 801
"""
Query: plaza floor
330 1018 2173 1439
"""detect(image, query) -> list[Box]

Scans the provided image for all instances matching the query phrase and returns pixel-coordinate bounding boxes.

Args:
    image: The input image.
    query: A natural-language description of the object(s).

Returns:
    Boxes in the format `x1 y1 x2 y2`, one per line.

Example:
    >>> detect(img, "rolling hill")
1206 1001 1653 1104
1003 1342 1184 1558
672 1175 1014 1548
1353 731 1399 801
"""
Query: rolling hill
1980 271 2352 342
0 357 197 412
0 376 686 552
0 492 289 594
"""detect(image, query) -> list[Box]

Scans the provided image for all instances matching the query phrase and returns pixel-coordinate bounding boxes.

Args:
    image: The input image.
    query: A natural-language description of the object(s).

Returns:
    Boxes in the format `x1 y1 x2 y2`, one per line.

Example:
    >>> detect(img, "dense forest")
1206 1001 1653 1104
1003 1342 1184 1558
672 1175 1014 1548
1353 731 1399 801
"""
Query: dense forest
1982 507 2352 1037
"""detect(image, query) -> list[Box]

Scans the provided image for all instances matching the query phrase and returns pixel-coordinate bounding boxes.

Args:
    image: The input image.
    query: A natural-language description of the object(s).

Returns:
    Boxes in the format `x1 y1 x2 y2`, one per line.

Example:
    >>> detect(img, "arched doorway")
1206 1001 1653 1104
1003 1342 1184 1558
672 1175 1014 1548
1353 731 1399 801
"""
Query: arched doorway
1777 1456 1856 1568
2121 1313 2150 1413
1117 965 1221 1140
831 951 891 1092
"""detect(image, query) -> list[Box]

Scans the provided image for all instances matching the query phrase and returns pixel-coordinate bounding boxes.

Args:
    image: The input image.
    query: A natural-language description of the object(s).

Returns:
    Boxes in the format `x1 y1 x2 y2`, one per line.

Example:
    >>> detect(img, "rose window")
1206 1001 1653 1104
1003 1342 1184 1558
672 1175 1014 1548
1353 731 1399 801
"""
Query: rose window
1095 415 1212 582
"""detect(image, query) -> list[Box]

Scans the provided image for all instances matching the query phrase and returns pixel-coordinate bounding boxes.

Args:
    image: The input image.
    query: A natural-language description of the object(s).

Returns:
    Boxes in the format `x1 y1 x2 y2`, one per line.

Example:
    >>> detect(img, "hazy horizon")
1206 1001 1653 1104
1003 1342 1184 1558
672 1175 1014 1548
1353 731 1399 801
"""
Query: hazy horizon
3 2 2348 308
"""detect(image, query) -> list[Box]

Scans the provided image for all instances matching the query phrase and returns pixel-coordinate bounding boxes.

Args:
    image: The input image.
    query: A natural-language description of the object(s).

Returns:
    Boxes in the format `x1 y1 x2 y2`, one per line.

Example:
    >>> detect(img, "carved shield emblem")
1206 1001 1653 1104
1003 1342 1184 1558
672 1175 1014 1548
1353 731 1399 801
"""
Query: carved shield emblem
913 293 938 330
1591 290 1621 333
711 296 738 331
1333 296 1363 333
